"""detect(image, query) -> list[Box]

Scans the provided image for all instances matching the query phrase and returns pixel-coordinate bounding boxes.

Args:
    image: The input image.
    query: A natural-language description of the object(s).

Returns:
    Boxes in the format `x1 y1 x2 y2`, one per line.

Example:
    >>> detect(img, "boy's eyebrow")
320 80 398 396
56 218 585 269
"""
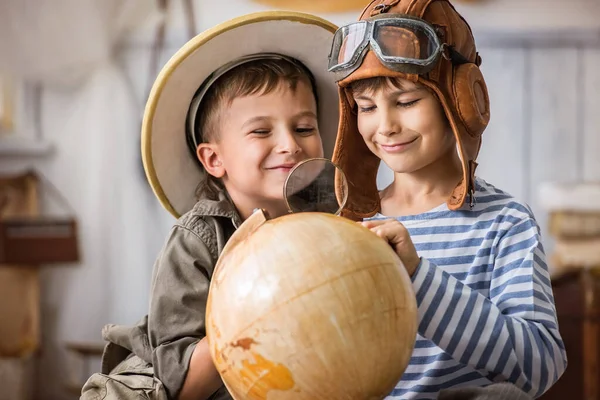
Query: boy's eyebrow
242 111 317 128
294 110 318 119
354 94 374 101
242 116 270 128
354 87 421 101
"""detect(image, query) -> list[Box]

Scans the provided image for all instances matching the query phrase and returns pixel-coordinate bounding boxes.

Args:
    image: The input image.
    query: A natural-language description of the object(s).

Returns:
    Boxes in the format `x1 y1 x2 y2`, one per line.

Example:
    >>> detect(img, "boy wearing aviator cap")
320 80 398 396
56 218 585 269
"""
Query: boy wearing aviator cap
328 0 567 398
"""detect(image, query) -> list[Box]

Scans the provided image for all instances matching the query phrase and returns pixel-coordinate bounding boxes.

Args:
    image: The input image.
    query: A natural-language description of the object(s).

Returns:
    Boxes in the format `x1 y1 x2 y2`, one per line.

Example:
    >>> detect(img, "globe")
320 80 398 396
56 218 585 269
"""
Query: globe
206 211 417 400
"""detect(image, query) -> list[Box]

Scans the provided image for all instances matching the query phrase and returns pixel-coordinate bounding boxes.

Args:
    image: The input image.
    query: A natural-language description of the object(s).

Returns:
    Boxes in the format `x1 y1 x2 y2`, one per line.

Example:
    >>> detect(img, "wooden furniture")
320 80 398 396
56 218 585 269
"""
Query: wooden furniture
0 172 39 400
64 341 105 395
0 171 80 398
541 268 600 400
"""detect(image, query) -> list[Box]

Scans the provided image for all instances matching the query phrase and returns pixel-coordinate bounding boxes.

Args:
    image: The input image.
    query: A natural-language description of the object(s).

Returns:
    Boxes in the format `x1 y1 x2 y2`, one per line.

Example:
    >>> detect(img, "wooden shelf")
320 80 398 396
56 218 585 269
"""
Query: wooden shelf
63 341 105 397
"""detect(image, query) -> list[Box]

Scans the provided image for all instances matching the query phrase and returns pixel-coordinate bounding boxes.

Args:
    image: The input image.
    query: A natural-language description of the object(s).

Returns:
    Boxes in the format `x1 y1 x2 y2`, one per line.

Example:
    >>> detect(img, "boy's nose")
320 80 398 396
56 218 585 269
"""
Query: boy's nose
377 122 398 137
277 132 302 154
377 109 399 137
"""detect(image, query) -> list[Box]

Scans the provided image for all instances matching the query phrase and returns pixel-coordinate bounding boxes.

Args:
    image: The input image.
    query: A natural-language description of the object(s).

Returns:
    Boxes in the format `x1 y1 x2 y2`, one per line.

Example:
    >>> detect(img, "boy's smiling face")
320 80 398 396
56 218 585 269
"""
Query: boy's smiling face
197 80 323 218
352 77 456 176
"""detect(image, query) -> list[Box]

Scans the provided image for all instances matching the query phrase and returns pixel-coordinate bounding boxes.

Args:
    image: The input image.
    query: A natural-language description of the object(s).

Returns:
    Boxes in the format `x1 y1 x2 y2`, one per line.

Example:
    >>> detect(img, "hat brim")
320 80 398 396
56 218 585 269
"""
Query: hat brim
142 11 339 218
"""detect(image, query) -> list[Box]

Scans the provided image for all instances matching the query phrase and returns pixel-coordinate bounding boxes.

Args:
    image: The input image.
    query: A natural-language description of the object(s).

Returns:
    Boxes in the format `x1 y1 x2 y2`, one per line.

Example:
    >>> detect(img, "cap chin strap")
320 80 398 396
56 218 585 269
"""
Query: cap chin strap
468 160 478 208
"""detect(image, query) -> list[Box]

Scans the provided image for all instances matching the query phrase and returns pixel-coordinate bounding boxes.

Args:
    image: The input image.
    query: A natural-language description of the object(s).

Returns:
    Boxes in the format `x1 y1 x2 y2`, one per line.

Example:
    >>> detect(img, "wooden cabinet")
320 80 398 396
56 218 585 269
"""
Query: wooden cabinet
541 268 600 400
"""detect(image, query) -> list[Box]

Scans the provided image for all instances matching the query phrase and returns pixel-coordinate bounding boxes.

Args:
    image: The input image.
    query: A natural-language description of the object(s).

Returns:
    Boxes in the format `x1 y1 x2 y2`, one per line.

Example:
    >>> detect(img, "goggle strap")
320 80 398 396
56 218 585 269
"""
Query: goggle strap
370 0 402 16
443 44 471 66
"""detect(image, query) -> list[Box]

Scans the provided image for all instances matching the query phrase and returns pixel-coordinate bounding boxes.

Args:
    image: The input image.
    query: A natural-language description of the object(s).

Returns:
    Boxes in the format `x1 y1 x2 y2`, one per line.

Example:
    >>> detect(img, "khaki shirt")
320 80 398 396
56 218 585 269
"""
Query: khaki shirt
99 194 242 400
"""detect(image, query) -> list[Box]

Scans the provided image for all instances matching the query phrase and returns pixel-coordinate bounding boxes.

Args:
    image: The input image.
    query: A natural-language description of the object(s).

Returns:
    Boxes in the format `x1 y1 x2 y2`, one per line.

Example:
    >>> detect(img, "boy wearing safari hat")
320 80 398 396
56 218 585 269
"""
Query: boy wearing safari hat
80 11 339 400
328 0 567 398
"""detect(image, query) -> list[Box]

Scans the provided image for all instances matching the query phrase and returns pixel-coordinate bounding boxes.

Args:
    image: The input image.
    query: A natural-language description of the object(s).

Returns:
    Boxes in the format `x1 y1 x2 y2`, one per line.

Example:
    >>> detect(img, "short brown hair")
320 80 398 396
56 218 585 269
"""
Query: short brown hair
193 57 319 200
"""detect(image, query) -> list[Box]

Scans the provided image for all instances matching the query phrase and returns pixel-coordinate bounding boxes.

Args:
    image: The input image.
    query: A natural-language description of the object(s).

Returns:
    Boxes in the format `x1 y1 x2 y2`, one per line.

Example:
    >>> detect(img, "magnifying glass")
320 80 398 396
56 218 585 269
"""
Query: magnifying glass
237 158 348 256
283 158 348 215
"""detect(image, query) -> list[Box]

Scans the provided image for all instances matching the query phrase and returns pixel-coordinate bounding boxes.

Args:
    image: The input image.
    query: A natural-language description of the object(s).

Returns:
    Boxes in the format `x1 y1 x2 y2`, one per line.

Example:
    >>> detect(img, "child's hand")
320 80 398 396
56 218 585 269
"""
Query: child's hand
361 219 420 276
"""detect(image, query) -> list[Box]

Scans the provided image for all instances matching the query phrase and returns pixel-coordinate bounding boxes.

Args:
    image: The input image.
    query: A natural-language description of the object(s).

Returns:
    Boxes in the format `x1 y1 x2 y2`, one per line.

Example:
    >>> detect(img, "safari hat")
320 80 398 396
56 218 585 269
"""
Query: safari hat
142 11 339 218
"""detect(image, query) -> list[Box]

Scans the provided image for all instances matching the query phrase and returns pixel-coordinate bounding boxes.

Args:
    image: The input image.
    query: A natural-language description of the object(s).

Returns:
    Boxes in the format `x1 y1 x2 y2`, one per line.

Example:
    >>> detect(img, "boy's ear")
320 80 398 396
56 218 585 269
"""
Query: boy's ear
196 143 225 178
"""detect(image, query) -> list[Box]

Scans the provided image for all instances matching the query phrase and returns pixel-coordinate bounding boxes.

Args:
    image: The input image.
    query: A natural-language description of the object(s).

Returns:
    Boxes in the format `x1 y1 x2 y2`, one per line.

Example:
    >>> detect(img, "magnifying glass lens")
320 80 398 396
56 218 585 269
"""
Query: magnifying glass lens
284 158 348 215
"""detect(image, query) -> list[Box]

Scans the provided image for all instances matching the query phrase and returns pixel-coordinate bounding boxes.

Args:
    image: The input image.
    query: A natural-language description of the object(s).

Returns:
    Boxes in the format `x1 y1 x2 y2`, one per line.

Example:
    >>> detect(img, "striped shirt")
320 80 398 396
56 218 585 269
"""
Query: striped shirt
367 177 567 399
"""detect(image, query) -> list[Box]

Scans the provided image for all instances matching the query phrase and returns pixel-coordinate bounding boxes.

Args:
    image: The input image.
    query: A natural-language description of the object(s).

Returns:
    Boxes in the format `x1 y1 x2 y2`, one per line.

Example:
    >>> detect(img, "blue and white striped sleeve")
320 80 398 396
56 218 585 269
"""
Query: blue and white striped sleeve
411 217 567 398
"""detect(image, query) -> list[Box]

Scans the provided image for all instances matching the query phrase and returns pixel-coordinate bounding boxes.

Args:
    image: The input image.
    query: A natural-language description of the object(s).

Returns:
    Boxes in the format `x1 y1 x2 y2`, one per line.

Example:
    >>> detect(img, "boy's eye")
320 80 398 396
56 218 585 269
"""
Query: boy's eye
296 127 316 135
358 105 376 113
252 129 270 135
398 99 419 108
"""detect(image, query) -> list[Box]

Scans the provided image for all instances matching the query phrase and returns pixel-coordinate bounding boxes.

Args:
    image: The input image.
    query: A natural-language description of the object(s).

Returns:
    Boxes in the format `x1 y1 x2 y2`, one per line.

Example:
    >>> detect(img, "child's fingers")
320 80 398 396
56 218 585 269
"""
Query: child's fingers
363 219 408 234
371 222 408 246
360 218 396 229
361 219 420 275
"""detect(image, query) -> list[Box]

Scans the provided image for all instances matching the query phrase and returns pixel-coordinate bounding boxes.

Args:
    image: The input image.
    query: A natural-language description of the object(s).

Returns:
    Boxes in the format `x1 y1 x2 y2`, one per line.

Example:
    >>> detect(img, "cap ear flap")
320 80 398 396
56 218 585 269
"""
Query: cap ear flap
453 63 490 138
332 87 381 221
